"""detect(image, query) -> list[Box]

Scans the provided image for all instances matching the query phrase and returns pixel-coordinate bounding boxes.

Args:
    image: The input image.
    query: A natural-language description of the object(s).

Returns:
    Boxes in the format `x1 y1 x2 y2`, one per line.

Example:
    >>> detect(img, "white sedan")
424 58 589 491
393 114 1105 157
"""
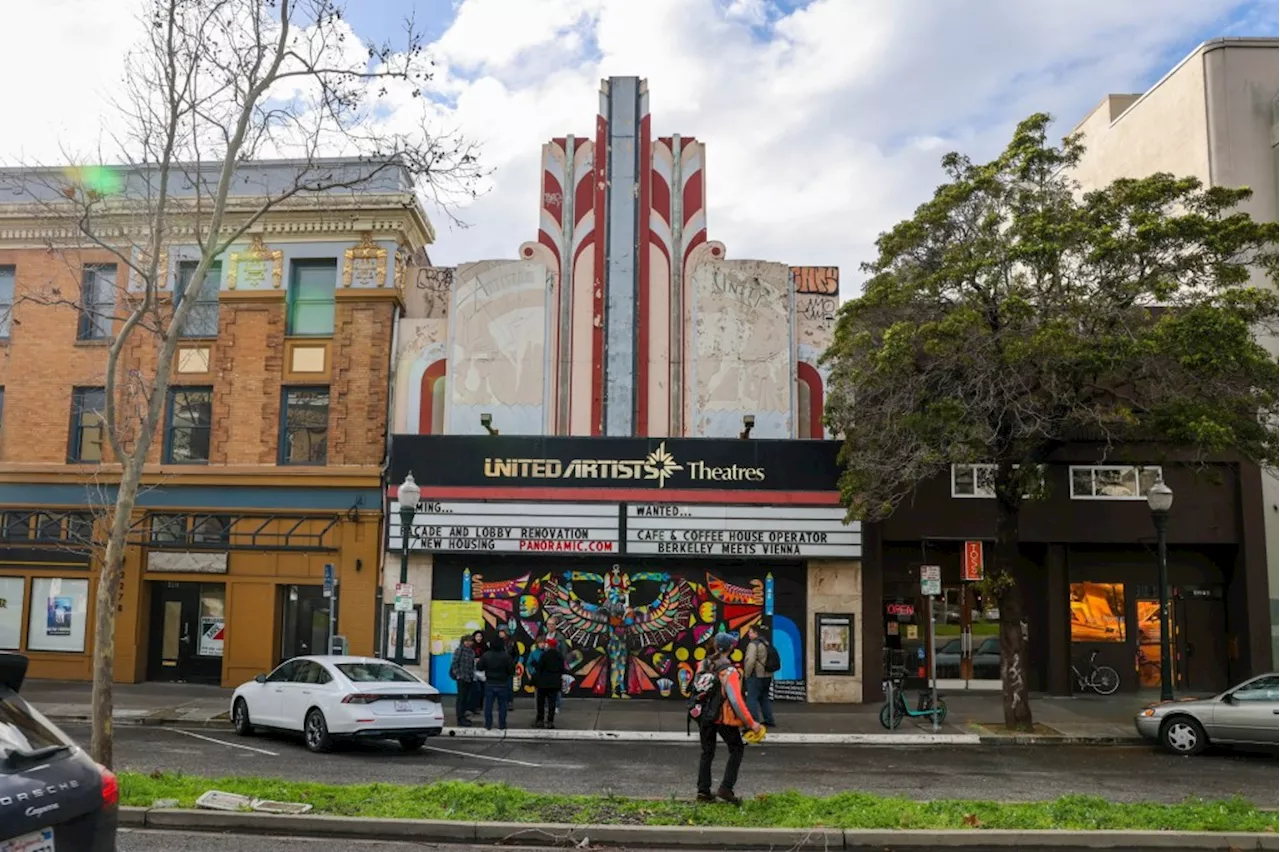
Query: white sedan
230 656 444 753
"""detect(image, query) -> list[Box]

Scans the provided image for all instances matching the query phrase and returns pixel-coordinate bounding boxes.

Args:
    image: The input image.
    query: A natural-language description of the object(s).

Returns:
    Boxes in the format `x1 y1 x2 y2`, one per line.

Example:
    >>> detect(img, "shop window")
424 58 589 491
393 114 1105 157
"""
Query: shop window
1069 582 1126 643
35 513 64 541
78 264 116 340
68 387 107 463
0 576 24 649
164 387 213 463
197 584 226 658
150 514 188 544
418 359 447 435
0 266 13 338
66 513 94 545
26 577 89 653
3 512 32 541
1069 465 1161 500
280 387 330 465
192 515 230 545
174 260 222 338
286 259 337 336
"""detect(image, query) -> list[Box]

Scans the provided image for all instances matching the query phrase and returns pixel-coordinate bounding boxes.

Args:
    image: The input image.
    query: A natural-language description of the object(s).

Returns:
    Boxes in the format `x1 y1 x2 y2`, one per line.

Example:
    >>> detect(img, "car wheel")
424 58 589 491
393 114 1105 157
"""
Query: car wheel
1160 715 1208 756
304 708 333 754
232 699 254 737
399 735 427 752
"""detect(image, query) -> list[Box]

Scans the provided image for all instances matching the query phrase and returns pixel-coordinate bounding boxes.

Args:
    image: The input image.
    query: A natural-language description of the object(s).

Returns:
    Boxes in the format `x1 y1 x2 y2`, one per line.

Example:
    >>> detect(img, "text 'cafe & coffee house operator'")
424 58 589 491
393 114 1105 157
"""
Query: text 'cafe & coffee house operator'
385 434 871 704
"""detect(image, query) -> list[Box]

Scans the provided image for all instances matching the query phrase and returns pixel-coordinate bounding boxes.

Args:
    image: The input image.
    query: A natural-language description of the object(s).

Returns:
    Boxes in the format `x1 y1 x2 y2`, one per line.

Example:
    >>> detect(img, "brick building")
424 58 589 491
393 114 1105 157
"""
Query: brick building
0 159 431 686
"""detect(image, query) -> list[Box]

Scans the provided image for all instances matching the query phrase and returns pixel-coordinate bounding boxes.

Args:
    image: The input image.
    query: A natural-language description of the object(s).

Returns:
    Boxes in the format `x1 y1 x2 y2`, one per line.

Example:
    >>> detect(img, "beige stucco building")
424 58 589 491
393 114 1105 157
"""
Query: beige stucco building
1068 37 1279 665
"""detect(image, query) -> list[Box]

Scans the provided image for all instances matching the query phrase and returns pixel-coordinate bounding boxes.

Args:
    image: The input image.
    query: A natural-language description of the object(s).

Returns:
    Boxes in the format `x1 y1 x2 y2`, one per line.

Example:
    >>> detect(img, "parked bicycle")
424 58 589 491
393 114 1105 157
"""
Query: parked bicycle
879 675 948 729
1071 649 1120 695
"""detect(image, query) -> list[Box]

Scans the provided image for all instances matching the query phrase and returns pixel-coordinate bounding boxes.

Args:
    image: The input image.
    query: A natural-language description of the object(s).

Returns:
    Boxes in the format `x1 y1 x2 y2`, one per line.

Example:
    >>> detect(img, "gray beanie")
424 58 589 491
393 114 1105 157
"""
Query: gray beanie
713 632 736 654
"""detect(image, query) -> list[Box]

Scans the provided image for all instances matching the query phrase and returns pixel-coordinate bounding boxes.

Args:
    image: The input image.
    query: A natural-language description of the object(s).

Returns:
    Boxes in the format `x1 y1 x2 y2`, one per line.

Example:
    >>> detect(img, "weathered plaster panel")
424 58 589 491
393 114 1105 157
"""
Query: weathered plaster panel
807 560 862 703
689 259 792 438
448 260 550 435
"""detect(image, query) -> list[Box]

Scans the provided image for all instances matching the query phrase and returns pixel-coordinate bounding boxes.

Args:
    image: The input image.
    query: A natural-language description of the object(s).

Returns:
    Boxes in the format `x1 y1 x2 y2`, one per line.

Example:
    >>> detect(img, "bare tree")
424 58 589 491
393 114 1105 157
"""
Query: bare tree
6 0 484 767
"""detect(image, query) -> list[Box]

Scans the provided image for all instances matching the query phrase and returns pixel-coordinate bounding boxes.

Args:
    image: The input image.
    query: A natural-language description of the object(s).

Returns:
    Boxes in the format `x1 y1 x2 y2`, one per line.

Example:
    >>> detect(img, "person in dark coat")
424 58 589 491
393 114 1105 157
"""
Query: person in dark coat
448 634 477 726
477 638 516 731
532 637 566 729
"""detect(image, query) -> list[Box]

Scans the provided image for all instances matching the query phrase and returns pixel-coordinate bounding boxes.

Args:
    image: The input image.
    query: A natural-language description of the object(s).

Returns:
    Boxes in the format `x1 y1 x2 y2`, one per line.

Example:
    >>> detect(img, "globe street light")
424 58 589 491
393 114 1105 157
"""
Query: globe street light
1146 478 1174 701
395 473 421 667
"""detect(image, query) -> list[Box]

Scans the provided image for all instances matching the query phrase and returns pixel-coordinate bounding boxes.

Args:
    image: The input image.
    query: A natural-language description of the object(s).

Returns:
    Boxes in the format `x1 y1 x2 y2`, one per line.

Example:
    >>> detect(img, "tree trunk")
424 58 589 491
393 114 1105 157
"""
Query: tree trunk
995 497 1034 730
90 470 143 769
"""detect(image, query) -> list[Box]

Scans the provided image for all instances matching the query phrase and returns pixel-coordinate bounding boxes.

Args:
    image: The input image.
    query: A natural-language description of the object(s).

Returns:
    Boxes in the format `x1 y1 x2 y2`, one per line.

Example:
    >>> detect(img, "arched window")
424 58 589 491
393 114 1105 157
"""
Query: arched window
418 359 447 435
797 362 824 439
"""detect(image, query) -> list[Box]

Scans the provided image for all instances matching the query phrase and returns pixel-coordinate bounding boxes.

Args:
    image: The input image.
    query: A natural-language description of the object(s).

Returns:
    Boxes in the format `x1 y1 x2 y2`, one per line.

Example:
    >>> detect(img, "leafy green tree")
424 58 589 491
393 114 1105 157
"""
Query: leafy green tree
823 114 1278 728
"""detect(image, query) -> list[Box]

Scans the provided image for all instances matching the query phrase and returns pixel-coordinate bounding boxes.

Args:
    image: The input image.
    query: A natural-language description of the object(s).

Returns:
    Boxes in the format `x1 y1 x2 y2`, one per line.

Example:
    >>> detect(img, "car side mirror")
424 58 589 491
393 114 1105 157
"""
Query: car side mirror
1221 692 1235 703
254 674 267 684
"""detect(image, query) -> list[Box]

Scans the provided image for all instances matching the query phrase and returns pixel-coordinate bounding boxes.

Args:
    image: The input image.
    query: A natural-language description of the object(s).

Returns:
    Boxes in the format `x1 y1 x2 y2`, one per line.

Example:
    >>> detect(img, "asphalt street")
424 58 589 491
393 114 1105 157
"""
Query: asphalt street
63 724 1277 804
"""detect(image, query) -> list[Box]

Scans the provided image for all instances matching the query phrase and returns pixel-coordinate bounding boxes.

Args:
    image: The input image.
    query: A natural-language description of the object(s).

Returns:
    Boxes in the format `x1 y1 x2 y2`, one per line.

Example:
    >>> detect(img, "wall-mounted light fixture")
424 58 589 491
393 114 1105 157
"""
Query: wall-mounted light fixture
739 414 756 440
480 413 499 436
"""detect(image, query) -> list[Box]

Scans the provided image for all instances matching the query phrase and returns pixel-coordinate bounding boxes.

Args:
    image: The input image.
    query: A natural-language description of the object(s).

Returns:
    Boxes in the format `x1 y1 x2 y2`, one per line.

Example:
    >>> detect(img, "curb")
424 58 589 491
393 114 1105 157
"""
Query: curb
444 727 983 745
117 808 1278 850
976 735 1148 746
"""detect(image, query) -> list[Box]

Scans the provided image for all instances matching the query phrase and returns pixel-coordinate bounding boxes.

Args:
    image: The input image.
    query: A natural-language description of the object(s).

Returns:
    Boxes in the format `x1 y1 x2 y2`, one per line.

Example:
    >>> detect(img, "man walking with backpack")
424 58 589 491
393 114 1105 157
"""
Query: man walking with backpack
690 632 761 805
742 625 779 727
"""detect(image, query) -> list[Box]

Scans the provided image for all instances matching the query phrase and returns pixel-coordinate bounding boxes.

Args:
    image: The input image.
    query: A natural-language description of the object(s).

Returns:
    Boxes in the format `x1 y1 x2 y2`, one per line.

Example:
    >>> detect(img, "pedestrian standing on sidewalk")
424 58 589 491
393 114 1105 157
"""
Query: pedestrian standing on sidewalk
469 630 487 716
478 638 515 731
742 626 778 727
498 626 520 710
545 615 566 714
690 632 761 805
533 638 565 729
449 634 477 726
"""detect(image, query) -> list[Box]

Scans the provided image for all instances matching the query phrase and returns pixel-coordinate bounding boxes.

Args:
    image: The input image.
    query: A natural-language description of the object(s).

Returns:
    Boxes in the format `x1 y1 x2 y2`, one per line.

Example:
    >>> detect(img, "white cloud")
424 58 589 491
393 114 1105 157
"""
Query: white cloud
0 0 1271 292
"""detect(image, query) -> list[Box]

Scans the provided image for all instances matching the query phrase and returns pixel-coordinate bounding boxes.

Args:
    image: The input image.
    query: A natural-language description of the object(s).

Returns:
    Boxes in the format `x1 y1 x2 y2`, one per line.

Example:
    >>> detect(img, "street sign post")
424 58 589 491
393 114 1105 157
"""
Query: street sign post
323 563 336 658
919 565 942 732
323 563 335 598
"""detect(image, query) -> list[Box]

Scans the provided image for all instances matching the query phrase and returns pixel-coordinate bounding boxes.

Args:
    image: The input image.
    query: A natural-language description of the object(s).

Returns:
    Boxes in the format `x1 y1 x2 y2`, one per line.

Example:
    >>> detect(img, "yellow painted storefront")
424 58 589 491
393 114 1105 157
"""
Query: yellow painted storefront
0 474 385 688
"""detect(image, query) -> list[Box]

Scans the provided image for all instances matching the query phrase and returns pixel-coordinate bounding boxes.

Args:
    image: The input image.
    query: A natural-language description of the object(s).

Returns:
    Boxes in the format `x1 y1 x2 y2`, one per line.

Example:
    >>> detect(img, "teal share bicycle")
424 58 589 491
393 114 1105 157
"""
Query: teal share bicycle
879 675 948 729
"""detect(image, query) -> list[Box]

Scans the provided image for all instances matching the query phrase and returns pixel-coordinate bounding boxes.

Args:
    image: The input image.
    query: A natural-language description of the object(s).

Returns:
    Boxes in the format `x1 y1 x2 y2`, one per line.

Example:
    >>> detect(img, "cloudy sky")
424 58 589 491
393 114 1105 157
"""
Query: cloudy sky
3 0 1276 293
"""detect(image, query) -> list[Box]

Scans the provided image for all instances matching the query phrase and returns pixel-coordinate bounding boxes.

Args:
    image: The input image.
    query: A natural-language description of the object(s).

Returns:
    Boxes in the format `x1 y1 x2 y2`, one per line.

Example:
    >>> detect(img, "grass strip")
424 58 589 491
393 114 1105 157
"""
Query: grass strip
118 773 1277 832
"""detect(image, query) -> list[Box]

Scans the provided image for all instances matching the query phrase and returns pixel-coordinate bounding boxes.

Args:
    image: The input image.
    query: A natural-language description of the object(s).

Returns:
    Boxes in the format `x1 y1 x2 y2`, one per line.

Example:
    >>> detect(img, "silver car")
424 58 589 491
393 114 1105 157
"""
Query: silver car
1135 673 1279 755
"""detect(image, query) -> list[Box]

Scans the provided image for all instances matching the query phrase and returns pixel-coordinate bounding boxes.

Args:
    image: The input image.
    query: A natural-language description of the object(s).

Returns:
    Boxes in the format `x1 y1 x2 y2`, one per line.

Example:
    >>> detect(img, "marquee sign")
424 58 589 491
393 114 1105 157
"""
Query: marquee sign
389 435 842 493
389 501 621 554
625 504 860 559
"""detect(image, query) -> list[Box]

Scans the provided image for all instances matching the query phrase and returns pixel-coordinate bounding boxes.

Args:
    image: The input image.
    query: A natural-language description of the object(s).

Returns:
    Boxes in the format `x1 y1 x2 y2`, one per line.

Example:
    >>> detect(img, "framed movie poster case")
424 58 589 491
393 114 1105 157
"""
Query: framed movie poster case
814 612 855 675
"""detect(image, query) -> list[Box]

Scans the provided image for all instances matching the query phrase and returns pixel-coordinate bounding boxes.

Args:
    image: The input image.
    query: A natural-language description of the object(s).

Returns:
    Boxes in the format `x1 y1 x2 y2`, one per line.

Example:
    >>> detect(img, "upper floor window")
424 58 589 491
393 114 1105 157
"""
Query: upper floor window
68 387 106 462
0 266 14 338
1069 465 1161 500
287 260 336 336
175 260 221 338
164 387 213 463
280 387 330 465
78 264 116 340
951 464 1042 498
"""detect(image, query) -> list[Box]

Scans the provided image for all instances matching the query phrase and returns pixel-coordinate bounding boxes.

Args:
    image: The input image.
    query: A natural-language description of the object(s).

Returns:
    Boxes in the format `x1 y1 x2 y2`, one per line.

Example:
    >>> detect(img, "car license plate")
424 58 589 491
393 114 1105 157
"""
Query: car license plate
394 700 413 712
1 828 54 852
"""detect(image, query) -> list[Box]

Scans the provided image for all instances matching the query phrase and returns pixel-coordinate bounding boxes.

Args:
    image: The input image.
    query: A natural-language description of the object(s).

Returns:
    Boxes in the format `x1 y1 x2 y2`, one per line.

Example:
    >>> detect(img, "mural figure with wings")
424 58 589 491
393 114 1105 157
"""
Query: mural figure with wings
543 565 696 698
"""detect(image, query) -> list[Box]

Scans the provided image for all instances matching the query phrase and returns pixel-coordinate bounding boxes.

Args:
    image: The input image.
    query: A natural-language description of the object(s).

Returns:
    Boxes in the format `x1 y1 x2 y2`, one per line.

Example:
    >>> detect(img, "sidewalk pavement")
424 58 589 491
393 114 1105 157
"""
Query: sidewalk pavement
22 678 1161 744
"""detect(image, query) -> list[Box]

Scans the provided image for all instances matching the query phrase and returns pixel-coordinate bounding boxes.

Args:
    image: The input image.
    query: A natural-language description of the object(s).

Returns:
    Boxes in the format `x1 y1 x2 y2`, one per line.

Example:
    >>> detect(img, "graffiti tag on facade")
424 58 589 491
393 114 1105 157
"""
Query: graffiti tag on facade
792 266 839 295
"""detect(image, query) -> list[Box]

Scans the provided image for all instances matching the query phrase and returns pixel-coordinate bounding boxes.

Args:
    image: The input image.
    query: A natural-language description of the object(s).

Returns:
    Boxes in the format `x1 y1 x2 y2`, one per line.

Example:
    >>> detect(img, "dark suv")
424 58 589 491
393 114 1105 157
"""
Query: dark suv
1 654 118 851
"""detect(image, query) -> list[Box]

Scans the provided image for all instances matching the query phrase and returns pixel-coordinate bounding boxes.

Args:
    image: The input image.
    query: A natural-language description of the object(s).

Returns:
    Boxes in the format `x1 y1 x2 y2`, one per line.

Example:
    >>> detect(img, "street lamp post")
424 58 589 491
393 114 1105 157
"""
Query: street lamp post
395 473 421 667
1146 479 1174 702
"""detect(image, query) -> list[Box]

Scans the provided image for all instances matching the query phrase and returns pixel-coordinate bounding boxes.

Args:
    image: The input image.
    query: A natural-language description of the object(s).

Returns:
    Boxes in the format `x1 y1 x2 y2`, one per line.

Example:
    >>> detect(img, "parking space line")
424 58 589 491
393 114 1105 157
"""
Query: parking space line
422 744 541 767
169 728 280 756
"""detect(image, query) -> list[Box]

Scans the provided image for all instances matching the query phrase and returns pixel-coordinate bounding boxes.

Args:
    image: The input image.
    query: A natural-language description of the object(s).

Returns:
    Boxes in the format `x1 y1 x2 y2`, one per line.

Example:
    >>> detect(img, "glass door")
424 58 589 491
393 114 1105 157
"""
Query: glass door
281 584 334 659
147 581 224 683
